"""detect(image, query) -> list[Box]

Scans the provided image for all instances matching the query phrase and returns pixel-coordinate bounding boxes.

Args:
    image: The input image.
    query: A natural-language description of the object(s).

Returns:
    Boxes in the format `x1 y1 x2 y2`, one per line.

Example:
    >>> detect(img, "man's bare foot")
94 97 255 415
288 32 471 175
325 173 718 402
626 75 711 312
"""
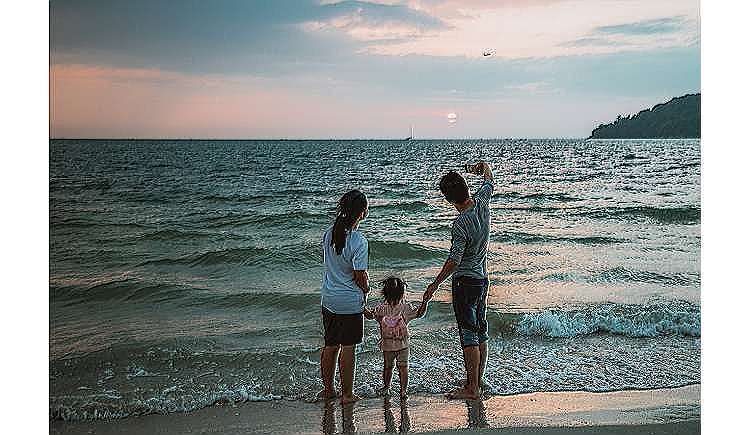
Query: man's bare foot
316 389 337 401
341 393 362 404
400 391 408 401
445 387 480 400
378 386 391 397
468 379 490 395
462 380 488 397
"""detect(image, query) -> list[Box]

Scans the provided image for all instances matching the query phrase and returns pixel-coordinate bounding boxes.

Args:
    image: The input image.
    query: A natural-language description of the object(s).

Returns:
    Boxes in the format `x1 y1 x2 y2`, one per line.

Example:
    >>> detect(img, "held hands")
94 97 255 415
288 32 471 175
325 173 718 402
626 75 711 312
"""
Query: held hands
363 307 374 320
423 282 439 302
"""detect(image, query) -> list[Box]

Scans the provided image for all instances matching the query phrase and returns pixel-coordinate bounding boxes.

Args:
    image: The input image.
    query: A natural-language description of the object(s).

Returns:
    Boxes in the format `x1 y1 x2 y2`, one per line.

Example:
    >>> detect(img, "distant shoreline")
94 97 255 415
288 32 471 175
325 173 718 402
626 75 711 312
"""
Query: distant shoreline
589 93 700 139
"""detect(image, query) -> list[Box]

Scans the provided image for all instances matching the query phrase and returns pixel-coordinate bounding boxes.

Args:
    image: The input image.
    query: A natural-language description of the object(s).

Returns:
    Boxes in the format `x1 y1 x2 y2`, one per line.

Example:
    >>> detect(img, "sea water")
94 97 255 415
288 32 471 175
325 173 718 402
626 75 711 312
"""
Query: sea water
49 139 700 420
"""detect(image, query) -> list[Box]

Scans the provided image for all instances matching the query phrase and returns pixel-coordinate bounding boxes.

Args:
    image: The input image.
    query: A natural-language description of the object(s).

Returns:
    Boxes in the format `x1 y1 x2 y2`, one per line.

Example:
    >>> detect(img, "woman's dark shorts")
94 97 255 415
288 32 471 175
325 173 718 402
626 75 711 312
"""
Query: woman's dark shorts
451 276 489 348
322 307 364 346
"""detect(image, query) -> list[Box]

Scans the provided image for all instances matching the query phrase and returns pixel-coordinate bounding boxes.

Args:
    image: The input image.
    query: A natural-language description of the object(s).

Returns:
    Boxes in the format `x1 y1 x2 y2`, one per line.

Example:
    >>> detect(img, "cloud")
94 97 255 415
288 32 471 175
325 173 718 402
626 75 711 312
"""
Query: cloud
50 0 362 74
347 1 699 58
319 0 446 29
49 1 701 138
594 17 685 36
51 0 446 73
558 15 696 51
51 0 699 68
299 2 452 48
559 37 627 48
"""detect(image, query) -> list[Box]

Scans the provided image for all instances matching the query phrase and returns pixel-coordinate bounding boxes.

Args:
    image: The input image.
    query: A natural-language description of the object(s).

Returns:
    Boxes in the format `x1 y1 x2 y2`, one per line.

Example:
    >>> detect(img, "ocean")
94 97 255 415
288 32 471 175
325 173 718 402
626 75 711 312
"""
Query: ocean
49 139 700 421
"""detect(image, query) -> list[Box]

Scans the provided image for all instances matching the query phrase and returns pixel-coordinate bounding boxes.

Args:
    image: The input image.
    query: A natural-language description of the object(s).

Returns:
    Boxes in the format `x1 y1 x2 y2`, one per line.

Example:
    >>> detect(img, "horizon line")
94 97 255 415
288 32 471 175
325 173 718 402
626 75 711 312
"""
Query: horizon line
49 137 592 141
48 137 704 141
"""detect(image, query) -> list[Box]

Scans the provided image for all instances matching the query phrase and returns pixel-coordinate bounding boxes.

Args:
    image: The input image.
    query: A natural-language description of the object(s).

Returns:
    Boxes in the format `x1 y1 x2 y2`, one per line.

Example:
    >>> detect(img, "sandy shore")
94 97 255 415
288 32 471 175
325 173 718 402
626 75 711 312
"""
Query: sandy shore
51 384 699 434
425 422 699 435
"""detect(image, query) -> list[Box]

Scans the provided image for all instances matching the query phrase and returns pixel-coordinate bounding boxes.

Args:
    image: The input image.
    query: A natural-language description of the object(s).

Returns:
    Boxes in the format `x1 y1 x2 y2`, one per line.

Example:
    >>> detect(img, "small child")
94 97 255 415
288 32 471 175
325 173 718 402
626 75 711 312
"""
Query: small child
364 276 429 399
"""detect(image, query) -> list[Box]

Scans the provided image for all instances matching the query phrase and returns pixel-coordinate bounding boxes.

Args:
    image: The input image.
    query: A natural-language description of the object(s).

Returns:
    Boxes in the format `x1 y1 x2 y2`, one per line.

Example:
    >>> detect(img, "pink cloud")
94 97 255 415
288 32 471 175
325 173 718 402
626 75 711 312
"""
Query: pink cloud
307 0 698 58
50 65 422 138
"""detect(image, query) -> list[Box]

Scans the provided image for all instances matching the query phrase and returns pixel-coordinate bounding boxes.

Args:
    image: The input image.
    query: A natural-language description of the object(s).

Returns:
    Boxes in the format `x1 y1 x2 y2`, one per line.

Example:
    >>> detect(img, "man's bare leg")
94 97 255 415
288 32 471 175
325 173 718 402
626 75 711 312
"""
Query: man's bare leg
339 345 361 404
479 341 488 389
460 342 488 390
447 346 480 400
318 345 340 400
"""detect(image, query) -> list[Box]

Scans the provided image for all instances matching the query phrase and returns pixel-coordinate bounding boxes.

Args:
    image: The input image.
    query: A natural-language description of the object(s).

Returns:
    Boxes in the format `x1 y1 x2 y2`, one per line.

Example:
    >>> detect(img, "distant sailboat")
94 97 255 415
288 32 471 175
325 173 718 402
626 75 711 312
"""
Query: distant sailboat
405 125 414 141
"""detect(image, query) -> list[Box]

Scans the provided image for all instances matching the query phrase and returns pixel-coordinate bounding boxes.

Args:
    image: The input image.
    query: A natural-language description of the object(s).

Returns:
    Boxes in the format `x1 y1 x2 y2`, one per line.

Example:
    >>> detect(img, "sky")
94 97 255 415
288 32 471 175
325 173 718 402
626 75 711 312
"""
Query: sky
49 0 700 139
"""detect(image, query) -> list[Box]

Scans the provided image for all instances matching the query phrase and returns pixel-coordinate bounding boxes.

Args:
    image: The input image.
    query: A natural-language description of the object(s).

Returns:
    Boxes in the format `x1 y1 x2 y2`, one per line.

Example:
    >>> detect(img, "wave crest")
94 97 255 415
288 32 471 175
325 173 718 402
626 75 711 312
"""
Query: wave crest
512 301 700 338
588 206 700 224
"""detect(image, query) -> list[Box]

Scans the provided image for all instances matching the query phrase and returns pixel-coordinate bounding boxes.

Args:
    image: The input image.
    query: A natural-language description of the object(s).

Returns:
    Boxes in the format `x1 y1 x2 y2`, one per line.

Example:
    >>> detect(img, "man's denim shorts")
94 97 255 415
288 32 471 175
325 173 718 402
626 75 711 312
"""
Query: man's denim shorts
451 276 489 347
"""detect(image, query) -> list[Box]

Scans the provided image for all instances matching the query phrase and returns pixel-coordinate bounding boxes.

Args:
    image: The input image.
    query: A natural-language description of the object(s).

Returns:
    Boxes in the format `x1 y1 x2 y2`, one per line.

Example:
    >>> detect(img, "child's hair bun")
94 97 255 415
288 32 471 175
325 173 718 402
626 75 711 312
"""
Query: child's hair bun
381 276 407 303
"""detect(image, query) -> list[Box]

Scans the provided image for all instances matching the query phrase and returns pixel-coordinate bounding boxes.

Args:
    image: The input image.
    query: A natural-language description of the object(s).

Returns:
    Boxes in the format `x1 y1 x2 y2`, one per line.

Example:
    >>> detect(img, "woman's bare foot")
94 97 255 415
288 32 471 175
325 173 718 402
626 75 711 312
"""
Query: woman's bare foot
316 389 337 401
341 393 362 404
445 387 480 400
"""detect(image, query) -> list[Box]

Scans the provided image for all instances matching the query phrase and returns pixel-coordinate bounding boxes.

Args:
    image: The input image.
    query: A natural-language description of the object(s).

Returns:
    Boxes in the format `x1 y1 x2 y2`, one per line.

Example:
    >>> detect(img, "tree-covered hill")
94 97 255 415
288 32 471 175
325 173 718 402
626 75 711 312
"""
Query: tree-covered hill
589 93 700 139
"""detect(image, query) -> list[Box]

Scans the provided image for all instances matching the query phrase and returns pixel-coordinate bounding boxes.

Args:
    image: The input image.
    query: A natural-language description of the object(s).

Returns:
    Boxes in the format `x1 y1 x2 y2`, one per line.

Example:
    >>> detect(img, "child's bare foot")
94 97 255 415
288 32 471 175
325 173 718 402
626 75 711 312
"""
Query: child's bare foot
316 389 337 401
341 393 361 404
445 387 480 400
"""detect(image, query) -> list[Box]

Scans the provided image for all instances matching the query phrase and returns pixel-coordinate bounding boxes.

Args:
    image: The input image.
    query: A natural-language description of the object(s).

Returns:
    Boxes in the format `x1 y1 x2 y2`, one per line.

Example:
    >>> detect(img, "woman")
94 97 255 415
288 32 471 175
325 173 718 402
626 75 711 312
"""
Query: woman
319 189 370 404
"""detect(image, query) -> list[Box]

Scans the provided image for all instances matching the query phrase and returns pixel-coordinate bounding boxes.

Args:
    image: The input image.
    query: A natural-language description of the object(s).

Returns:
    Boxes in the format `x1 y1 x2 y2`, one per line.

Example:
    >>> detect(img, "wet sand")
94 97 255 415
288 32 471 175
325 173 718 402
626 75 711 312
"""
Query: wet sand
50 384 699 434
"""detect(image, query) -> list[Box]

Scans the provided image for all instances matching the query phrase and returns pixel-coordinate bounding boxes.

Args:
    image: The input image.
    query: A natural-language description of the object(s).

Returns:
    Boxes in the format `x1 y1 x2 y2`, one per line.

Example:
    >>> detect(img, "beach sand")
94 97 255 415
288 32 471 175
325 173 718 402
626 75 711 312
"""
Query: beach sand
51 384 698 434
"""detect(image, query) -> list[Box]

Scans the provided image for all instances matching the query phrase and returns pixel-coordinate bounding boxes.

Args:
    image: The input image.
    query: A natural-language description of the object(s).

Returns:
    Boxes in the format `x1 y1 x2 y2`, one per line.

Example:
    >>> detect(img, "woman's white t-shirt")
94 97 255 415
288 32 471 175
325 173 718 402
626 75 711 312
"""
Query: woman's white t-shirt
320 228 369 314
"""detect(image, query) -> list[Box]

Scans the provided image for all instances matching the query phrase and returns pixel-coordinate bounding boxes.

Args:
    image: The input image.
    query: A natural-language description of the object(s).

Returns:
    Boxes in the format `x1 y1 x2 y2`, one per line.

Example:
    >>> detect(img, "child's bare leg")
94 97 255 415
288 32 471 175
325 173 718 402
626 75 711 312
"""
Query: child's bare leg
382 352 395 393
397 364 408 398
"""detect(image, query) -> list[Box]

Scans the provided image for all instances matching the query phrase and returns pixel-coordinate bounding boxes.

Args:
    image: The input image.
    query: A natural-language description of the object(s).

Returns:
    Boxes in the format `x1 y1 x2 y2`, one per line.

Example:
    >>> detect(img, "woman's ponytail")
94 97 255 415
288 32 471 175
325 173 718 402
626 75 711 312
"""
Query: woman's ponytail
331 190 368 255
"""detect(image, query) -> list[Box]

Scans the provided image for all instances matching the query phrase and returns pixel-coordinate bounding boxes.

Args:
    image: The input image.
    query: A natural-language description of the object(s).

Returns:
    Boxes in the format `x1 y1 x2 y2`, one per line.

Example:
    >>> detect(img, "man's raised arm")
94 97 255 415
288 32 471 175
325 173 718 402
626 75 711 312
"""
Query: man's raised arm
473 161 493 183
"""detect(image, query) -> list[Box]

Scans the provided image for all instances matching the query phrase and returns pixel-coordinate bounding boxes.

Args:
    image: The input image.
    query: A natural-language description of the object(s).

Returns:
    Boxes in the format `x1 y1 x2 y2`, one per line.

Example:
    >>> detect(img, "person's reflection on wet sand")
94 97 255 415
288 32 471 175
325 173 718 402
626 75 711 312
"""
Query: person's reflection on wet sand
342 402 356 433
399 399 411 432
384 398 397 432
383 397 412 433
466 399 488 429
321 400 336 435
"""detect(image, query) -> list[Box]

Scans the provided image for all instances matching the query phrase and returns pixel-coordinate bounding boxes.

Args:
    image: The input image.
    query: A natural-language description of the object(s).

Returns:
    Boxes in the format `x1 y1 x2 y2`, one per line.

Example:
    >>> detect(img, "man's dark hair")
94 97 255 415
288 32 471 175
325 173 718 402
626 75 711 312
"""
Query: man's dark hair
381 276 407 305
439 171 470 204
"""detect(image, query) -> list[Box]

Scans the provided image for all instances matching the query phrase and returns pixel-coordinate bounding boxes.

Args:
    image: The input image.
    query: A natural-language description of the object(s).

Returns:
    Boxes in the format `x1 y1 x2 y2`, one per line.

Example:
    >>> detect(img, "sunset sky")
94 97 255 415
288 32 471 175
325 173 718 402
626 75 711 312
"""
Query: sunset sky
50 0 700 139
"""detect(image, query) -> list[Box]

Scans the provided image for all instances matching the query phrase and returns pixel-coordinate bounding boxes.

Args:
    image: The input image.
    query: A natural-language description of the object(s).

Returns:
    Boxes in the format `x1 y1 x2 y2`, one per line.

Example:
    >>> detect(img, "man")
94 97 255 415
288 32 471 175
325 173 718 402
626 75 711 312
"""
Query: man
424 161 493 400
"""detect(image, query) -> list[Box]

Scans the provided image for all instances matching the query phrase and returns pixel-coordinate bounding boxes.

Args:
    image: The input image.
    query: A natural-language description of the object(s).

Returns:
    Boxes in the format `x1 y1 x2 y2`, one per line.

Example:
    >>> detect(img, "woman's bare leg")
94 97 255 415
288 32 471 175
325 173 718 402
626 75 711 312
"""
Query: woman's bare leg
319 345 340 400
339 345 360 404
